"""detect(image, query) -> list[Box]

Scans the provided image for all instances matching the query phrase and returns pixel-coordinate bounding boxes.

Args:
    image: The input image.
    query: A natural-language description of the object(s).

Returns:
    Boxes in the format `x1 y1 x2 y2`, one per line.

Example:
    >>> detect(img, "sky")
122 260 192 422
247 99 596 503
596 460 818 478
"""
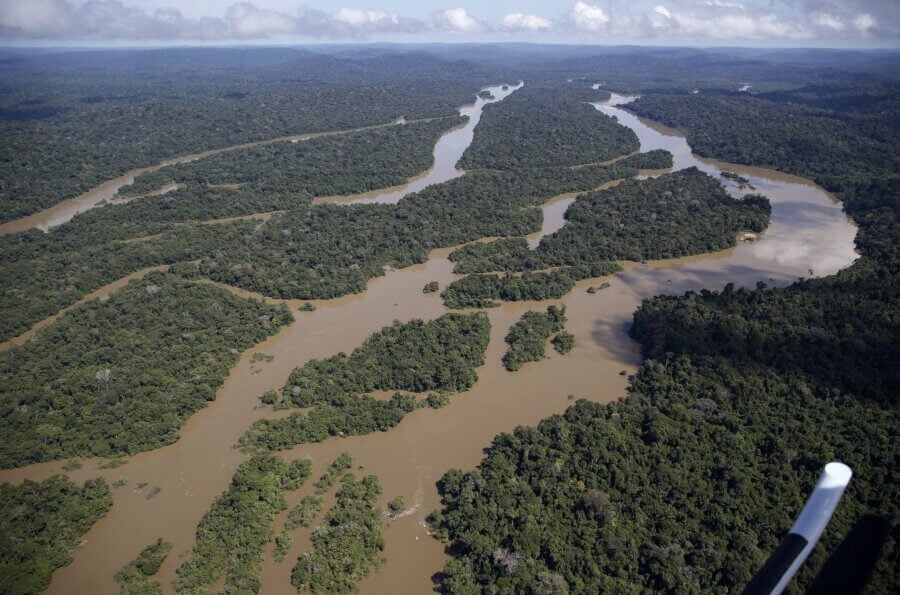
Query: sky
0 0 898 47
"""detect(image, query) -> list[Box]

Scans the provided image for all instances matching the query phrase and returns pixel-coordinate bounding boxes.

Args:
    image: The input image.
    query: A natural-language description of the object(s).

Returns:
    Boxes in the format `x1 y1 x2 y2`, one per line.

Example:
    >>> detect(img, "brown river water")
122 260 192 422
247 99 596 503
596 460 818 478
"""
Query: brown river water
0 91 857 594
314 82 524 206
0 119 409 235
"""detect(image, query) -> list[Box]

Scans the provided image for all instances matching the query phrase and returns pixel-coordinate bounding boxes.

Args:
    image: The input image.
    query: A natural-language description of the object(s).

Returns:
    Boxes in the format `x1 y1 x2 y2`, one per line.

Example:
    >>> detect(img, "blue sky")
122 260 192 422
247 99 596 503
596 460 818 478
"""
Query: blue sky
1 1 898 47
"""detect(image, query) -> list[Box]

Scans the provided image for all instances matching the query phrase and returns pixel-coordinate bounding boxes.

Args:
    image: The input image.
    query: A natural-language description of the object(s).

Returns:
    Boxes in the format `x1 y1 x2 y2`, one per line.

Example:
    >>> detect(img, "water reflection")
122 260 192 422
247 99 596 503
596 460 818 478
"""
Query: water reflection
593 93 858 283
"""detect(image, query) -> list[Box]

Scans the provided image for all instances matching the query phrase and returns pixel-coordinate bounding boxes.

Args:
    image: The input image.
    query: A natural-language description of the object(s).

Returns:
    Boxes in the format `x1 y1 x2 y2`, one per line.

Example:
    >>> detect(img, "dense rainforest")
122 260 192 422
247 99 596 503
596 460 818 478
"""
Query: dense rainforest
276 313 491 409
440 168 769 308
0 149 669 344
0 47 503 222
291 473 385 593
441 264 622 309
448 167 771 273
0 45 896 594
433 247 899 593
627 90 899 265
431 351 898 592
0 475 112 595
0 271 292 467
117 115 465 199
114 538 172 595
431 50 898 594
190 148 668 301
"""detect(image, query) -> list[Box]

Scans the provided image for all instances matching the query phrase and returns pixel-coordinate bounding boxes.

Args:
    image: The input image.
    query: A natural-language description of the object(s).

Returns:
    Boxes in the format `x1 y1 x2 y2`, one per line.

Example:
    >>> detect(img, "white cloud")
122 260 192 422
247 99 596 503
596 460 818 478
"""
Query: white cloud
703 0 743 8
812 12 846 31
0 0 70 35
335 8 386 28
853 13 876 35
0 0 426 40
433 7 486 33
650 5 672 30
501 13 553 32
571 1 610 32
0 0 896 43
333 8 424 33
226 2 294 38
640 1 810 41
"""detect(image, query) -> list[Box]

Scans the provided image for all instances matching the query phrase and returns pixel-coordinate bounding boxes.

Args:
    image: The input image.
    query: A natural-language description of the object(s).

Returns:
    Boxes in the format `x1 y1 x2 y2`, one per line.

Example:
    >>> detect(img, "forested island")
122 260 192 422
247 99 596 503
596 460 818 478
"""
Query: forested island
114 538 172 595
240 313 490 453
449 167 770 272
459 84 638 170
503 306 571 371
441 264 622 309
291 473 385 593
117 115 465 199
0 44 896 595
0 49 498 223
0 146 671 343
440 168 769 308
175 455 312 593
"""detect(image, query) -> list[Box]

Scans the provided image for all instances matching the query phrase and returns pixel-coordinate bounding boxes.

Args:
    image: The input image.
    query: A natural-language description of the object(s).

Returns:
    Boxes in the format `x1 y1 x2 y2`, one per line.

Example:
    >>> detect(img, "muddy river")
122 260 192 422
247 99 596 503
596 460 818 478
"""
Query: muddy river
314 82 523 206
0 91 857 594
0 119 408 235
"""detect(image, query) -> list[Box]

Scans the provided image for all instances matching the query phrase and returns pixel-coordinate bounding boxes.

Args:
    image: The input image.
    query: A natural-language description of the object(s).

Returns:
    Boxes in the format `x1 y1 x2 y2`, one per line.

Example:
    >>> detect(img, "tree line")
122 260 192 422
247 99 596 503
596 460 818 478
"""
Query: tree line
0 475 113 595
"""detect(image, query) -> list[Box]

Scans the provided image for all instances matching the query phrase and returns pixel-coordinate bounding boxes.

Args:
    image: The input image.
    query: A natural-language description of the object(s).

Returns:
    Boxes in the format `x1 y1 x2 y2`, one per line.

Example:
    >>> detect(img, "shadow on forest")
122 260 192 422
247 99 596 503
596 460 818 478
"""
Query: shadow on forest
808 515 892 594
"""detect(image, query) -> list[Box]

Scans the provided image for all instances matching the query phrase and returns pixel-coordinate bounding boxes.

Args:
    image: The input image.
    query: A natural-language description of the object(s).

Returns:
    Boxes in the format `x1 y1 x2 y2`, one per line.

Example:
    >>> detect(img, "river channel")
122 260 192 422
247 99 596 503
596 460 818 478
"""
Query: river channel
0 91 858 594
0 119 407 235
314 82 524 205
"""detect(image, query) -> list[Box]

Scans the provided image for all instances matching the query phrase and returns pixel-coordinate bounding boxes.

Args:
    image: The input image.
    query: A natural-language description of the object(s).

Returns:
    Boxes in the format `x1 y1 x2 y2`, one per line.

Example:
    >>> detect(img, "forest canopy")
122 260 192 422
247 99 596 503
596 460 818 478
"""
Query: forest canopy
448 167 771 274
0 48 503 223
174 454 310 594
503 306 570 372
0 271 291 468
0 475 112 595
459 85 638 171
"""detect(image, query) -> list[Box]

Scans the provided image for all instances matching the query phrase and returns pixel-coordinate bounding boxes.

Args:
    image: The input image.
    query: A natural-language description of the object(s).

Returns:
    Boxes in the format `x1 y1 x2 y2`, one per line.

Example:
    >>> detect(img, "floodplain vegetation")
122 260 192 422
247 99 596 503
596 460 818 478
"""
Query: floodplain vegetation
459 84 639 171
240 314 490 453
314 453 355 494
114 538 172 595
3 45 896 595
174 455 311 594
0 475 112 595
442 168 769 308
0 148 670 343
117 116 464 200
291 474 385 593
449 167 770 273
502 306 571 372
431 267 898 592
441 264 622 309
286 495 326 530
0 48 500 222
430 54 898 594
